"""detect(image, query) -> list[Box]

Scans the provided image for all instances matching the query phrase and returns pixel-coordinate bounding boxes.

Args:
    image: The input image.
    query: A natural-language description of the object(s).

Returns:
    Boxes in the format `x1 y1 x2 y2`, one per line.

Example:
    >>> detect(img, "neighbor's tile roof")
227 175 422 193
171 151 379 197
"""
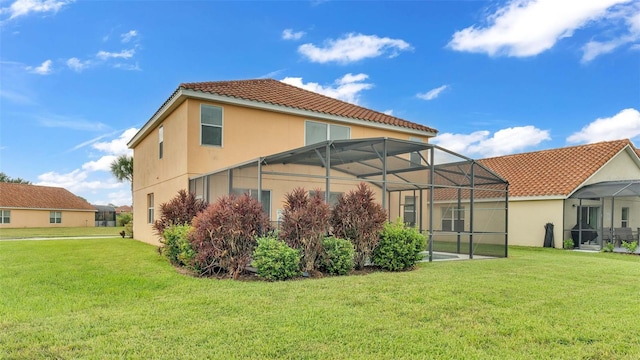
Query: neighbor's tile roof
0 183 96 211
179 79 438 134
478 139 632 198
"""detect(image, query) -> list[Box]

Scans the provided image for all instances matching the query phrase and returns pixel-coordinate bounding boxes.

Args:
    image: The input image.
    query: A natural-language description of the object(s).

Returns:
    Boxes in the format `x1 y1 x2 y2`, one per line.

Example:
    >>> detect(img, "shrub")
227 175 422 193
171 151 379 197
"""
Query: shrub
331 183 387 269
279 188 330 272
189 194 270 278
563 239 575 249
116 212 133 227
124 221 133 238
373 219 426 271
162 224 197 270
621 240 638 254
319 236 354 275
153 189 208 239
251 236 301 281
602 242 615 253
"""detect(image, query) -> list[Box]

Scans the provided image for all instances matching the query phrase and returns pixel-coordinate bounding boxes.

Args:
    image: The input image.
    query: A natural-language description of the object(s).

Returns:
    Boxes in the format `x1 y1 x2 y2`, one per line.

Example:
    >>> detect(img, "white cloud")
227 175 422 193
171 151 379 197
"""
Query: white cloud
36 169 123 195
282 28 305 40
448 0 630 57
2 0 73 20
581 5 640 62
96 49 135 60
432 126 551 158
120 30 138 43
383 109 394 115
91 128 137 155
567 108 640 144
27 59 52 75
298 33 412 64
417 85 449 101
281 73 373 104
82 155 117 172
38 114 108 131
66 57 90 72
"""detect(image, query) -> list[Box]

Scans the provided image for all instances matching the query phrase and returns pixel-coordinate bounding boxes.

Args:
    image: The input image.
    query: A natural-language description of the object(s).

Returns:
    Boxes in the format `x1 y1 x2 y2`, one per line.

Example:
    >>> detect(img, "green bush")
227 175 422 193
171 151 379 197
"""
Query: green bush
373 220 426 271
602 242 615 253
563 239 575 250
124 221 133 238
116 212 133 227
621 240 638 254
319 236 354 275
251 236 301 281
162 224 197 269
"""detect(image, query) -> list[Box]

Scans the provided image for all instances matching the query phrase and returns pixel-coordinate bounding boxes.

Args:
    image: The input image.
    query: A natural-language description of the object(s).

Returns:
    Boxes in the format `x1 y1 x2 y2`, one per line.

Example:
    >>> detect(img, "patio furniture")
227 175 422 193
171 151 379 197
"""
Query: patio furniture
614 227 635 247
571 222 597 246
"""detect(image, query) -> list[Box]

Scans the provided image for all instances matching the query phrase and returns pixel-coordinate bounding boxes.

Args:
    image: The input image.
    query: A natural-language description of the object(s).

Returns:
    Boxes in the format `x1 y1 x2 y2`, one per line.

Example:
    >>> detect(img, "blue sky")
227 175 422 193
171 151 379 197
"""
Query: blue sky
1 0 639 206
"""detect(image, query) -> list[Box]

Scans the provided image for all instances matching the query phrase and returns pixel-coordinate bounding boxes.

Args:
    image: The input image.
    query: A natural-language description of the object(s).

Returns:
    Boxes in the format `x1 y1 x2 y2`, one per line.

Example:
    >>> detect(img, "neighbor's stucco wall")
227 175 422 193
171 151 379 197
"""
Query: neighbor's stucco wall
132 98 433 245
585 149 640 185
508 199 564 248
0 209 95 228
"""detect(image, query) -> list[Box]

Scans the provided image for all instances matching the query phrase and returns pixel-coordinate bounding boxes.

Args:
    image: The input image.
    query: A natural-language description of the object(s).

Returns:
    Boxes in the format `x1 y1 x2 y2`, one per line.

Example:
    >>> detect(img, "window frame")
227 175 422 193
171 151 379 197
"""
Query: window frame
441 206 465 232
50 211 62 224
158 125 164 159
200 104 224 147
403 196 416 227
147 193 154 224
622 207 629 228
304 120 350 145
0 210 10 224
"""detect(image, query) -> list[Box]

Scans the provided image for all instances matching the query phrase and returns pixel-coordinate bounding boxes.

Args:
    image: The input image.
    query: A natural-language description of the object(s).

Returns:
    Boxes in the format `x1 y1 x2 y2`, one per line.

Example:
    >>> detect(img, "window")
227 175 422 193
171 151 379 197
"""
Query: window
201 104 223 146
147 193 154 224
231 189 271 217
404 196 416 227
309 190 343 207
442 206 464 231
158 125 164 159
305 121 350 145
622 207 629 228
0 210 10 224
50 211 62 224
409 137 423 166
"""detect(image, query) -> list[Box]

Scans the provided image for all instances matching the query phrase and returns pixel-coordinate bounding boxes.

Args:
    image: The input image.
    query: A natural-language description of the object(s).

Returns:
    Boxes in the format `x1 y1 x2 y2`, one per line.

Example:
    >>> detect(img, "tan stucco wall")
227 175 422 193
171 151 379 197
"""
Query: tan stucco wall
0 209 95 228
585 149 640 184
132 98 432 245
508 199 564 248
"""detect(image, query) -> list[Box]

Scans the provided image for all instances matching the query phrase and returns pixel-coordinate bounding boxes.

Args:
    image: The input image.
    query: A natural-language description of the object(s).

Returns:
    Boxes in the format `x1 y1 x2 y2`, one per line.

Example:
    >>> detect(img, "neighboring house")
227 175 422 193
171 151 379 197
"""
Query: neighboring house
115 205 132 214
128 78 508 254
478 139 640 249
94 205 116 227
0 183 96 228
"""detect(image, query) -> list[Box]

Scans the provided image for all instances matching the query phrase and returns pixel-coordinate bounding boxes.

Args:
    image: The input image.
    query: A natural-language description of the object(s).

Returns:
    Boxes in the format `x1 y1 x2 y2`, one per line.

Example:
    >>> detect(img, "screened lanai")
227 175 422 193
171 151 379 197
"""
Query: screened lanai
189 137 509 261
565 180 640 251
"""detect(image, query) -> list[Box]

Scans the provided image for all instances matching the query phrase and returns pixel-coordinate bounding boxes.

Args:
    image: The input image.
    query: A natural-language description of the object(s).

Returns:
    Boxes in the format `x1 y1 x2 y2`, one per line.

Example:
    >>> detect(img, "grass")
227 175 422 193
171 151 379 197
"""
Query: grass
0 226 123 239
1 239 639 359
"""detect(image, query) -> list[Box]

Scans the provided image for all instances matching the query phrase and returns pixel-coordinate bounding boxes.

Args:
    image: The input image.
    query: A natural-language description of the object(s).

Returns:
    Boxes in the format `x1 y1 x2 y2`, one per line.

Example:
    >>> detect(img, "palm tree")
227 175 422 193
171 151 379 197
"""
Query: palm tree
0 172 31 184
110 155 133 206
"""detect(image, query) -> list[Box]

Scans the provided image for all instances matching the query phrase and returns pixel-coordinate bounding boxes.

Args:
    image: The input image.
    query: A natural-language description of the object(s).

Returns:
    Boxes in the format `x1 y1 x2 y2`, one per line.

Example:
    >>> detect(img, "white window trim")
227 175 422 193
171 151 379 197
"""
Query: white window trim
159 125 164 159
304 120 351 146
0 210 10 224
200 104 224 147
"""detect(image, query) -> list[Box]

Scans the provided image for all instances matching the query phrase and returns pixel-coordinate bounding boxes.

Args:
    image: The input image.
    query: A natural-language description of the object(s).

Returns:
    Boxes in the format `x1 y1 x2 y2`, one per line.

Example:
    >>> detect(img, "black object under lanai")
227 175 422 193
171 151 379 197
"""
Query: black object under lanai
543 223 554 248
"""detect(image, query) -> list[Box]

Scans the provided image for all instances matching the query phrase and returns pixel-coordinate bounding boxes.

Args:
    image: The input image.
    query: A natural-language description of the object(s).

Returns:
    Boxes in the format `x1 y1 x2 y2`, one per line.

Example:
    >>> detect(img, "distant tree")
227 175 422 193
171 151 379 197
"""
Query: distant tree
0 172 31 184
110 155 133 206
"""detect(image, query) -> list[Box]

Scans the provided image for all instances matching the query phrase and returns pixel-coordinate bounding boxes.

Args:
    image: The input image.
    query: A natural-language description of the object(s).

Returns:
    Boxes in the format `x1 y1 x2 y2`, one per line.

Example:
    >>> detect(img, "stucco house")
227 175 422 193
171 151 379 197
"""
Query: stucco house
478 139 640 249
0 183 96 228
127 79 509 259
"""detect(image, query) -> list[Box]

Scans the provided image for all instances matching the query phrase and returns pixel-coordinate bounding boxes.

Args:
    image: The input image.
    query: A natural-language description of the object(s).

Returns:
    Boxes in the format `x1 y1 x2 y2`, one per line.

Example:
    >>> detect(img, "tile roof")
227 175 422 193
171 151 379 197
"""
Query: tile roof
478 139 633 198
179 79 438 134
0 183 96 211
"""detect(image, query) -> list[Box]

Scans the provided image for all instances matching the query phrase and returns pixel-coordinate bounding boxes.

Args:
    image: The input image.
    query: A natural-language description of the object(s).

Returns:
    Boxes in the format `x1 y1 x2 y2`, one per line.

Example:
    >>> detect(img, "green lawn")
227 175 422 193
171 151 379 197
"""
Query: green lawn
0 226 123 239
1 239 639 359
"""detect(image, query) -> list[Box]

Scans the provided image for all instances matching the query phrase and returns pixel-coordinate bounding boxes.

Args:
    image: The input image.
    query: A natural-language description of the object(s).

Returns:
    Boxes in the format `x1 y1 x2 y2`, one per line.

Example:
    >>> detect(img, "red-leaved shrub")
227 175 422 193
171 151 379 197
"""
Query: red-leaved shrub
189 193 270 278
153 189 208 239
330 183 387 269
279 188 330 272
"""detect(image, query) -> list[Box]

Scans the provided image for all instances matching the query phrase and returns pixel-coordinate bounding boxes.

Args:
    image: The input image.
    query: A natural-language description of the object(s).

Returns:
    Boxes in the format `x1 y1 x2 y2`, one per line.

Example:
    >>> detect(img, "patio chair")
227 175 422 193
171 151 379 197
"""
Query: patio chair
602 228 613 245
614 227 634 247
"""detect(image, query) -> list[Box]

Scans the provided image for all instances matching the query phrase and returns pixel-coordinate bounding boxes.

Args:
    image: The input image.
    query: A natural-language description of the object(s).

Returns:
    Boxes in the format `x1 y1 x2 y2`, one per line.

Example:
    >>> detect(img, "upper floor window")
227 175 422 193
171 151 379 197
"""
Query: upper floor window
305 120 350 145
50 211 62 224
158 125 164 159
0 210 10 224
201 104 223 146
409 137 423 166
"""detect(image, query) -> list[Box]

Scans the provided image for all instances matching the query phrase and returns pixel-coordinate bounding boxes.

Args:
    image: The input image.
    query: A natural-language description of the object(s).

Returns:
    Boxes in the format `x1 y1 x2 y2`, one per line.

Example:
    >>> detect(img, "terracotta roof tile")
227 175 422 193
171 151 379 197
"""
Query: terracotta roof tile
0 183 96 211
478 139 632 198
179 79 438 134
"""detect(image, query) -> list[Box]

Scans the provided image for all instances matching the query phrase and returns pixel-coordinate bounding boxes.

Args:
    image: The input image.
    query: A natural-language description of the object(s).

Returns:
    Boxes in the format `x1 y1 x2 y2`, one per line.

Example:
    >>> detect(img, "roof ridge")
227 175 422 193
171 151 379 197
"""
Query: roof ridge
480 138 631 161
